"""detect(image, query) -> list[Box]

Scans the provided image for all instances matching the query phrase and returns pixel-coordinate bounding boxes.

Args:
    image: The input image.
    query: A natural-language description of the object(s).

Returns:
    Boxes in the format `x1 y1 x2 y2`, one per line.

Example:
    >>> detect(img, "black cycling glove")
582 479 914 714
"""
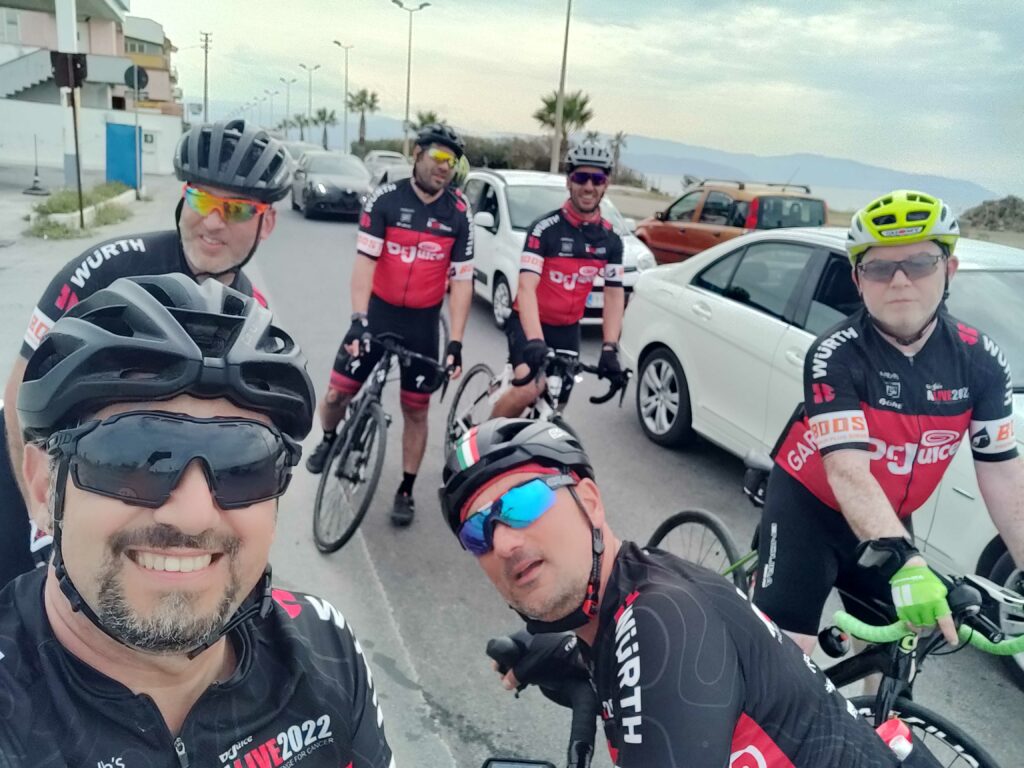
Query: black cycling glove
445 340 463 369
344 313 369 349
598 344 622 380
522 339 550 377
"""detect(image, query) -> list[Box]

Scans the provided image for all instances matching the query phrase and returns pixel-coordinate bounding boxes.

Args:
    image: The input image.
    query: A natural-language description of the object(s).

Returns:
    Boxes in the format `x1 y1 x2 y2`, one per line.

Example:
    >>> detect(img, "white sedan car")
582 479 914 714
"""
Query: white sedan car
463 170 657 327
620 227 1024 672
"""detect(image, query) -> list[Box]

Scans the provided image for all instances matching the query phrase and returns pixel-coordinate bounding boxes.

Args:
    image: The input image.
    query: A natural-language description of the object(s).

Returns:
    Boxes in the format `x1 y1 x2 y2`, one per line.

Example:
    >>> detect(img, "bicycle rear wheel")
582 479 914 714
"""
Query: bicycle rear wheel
444 362 495 457
647 509 747 590
312 402 388 553
848 695 1000 768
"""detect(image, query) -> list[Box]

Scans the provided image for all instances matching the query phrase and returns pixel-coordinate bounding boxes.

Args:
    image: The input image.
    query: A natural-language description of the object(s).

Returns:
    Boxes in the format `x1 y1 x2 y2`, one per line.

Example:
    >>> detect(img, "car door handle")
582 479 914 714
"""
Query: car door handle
692 302 712 320
784 348 804 367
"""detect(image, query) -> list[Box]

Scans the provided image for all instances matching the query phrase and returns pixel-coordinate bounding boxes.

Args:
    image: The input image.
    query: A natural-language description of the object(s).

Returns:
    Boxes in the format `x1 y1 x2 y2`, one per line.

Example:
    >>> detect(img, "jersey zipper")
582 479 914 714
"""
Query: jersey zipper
173 736 190 768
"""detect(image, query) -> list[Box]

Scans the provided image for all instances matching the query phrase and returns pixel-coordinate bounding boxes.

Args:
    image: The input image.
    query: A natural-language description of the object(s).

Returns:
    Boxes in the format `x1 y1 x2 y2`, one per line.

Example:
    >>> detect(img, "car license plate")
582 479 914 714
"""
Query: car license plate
586 292 603 309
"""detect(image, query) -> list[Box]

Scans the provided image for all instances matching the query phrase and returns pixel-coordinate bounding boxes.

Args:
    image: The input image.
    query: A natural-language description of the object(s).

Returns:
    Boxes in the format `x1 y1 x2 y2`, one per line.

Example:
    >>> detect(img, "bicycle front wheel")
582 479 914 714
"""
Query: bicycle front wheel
647 509 747 590
313 402 388 553
445 362 495 457
848 695 1001 768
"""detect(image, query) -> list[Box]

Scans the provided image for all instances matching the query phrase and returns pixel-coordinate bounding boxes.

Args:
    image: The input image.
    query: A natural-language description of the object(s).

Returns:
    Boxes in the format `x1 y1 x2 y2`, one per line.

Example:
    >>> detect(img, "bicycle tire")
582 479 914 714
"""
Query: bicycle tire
848 695 1001 768
646 509 747 591
312 402 388 553
444 362 495 457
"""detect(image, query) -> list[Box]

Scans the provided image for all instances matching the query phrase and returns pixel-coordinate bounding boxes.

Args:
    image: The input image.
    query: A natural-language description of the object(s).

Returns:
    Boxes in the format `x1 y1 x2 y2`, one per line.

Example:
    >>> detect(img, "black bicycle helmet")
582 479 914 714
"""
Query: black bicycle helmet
18 274 315 442
440 418 594 534
174 119 292 203
415 122 465 158
564 140 613 173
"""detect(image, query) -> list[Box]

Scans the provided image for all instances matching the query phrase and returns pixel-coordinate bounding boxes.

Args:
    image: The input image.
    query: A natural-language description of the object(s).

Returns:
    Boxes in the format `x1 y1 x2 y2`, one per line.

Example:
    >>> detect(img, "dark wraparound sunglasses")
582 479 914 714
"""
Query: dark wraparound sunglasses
569 171 608 186
856 252 944 283
46 411 301 510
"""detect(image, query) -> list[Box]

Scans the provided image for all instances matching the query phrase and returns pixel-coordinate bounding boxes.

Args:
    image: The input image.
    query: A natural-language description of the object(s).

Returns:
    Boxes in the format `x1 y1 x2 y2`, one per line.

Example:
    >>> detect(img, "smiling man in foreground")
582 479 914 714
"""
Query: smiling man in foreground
0 275 392 767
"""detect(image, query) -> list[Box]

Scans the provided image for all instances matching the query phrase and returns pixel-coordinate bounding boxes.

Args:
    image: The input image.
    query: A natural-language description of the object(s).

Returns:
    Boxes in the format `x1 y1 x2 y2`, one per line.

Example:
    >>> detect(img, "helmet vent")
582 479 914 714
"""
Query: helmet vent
872 214 897 226
85 307 135 338
906 210 929 222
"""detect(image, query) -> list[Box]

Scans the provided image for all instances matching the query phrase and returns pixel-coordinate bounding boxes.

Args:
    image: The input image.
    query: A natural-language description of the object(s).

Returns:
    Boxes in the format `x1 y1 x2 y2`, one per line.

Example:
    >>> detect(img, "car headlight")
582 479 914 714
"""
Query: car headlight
315 183 328 195
637 250 657 272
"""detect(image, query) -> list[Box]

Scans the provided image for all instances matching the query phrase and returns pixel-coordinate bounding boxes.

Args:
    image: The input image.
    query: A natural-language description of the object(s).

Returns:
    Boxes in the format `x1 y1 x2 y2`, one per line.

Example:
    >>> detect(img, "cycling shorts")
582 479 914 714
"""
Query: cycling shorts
331 294 443 410
752 465 898 636
505 311 581 369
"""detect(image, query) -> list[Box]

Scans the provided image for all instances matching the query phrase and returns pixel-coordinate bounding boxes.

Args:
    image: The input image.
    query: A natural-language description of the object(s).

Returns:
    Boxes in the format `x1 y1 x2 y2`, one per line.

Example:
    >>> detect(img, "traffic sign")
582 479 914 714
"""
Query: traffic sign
124 65 149 91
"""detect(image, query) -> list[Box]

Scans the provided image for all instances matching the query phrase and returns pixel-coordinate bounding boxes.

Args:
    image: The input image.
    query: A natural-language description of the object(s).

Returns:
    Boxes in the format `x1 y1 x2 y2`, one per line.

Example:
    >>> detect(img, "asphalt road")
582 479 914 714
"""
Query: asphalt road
251 209 1024 768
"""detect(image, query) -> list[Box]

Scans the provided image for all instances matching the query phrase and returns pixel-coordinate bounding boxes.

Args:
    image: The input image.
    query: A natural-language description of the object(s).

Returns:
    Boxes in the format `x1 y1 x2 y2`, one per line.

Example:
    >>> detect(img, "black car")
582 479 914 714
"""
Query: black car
291 152 372 220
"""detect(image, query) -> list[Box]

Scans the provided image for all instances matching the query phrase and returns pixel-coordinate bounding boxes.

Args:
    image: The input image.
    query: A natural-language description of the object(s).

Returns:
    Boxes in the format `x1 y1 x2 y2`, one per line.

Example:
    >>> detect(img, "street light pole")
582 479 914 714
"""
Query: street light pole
550 0 573 172
298 63 321 120
279 76 296 120
264 89 278 126
391 1 430 157
333 40 354 153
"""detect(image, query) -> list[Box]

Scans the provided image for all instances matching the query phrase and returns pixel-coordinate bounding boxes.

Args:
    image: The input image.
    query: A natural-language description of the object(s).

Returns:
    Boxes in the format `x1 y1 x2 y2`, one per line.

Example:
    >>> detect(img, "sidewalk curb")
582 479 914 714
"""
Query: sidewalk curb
32 188 143 227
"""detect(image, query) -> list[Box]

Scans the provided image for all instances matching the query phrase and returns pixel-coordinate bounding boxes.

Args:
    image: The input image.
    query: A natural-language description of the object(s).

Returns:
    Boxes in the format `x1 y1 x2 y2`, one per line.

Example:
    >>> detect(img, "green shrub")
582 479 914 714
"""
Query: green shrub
24 217 88 239
33 181 130 214
92 203 131 227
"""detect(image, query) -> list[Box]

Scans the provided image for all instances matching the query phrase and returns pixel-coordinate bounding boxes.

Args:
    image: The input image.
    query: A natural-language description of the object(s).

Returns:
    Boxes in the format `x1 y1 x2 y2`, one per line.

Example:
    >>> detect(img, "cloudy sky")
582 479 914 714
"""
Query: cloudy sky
133 0 1024 195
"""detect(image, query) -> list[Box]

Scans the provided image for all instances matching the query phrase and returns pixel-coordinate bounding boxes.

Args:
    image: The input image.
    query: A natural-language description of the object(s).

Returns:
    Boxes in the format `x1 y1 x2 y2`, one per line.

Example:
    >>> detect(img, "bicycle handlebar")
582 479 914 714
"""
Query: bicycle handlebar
509 351 631 407
833 611 1024 655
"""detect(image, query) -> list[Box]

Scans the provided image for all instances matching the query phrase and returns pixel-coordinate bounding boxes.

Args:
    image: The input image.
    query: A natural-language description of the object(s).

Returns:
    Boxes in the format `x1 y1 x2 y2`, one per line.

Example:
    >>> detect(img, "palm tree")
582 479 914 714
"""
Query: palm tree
276 116 295 139
533 90 594 159
294 113 309 142
584 130 601 142
347 89 380 148
314 107 338 150
411 110 443 130
610 131 628 180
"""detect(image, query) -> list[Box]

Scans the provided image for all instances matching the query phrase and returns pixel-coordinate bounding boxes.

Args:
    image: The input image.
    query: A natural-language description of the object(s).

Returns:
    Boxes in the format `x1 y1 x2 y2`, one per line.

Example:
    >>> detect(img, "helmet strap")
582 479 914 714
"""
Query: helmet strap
522 485 604 635
50 454 273 659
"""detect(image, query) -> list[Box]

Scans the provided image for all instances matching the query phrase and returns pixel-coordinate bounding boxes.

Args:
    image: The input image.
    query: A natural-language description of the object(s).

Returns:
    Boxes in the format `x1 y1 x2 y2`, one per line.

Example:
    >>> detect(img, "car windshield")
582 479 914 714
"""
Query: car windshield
308 155 368 178
945 270 1024 389
505 185 629 234
756 196 827 229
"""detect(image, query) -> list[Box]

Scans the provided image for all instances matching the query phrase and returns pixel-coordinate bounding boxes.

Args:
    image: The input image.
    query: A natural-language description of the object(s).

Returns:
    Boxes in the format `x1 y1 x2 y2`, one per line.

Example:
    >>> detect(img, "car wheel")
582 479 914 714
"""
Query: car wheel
636 347 693 446
491 274 513 330
291 191 300 211
988 551 1024 689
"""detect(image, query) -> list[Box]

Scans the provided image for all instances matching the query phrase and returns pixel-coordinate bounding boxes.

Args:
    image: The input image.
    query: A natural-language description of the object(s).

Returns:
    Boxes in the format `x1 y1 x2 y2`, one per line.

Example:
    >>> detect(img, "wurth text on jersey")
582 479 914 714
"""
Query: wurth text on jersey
613 591 643 744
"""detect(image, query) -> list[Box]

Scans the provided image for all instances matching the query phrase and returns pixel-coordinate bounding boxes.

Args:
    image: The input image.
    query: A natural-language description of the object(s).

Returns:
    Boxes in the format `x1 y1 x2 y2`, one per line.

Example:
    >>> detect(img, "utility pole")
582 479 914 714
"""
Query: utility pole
333 41 354 153
550 0 572 172
200 31 212 122
298 63 320 120
392 1 430 157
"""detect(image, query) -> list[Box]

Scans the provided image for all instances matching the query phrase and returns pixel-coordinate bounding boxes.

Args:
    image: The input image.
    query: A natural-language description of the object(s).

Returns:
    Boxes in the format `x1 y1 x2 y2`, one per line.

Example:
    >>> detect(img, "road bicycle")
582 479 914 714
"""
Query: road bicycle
312 332 448 553
444 348 631 456
647 457 1024 768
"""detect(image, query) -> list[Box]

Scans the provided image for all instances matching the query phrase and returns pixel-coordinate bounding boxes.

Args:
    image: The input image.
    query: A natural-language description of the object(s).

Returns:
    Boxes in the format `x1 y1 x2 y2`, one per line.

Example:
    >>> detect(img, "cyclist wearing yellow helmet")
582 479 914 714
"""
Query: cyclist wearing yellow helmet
754 190 1024 657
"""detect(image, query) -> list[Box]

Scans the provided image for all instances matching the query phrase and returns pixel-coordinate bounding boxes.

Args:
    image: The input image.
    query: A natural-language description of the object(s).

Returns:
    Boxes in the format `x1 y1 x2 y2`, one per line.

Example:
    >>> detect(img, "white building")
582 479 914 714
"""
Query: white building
0 1 183 175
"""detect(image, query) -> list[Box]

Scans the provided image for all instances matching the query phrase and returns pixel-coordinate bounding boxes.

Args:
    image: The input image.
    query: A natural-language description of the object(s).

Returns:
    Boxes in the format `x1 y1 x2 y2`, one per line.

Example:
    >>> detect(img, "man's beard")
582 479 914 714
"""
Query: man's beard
96 524 242 654
413 163 445 195
508 564 589 623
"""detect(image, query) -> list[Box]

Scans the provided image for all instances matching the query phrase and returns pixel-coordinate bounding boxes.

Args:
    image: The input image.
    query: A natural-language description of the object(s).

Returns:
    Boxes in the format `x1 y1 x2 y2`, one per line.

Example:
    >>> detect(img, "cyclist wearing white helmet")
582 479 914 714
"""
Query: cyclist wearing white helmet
1 119 292 588
755 190 1024 655
491 140 626 419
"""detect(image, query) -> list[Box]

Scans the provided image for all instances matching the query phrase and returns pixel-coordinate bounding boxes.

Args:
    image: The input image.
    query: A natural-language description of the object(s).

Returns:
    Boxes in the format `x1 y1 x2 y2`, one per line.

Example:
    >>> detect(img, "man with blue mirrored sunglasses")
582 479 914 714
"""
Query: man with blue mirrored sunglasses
440 419 911 767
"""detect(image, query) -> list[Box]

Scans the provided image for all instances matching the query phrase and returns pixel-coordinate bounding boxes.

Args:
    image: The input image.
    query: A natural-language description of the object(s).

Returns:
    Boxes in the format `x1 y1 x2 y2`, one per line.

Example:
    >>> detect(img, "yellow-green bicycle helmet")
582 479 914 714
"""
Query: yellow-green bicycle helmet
451 154 470 189
846 190 960 264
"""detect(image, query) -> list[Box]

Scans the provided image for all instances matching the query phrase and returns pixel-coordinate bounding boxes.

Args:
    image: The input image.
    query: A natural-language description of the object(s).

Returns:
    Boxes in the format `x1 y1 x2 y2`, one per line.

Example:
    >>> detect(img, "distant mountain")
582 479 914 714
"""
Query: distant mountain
208 101 996 211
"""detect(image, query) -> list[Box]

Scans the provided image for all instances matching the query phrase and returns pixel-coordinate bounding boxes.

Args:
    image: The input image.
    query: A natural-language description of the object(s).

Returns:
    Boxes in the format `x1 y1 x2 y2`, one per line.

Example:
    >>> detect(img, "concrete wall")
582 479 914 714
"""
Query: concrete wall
17 10 57 50
14 80 111 108
0 98 183 175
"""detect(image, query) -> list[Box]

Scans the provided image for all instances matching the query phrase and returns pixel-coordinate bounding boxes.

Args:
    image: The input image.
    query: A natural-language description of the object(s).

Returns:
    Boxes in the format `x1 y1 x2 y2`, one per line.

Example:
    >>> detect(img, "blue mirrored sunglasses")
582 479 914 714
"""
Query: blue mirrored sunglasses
458 474 576 556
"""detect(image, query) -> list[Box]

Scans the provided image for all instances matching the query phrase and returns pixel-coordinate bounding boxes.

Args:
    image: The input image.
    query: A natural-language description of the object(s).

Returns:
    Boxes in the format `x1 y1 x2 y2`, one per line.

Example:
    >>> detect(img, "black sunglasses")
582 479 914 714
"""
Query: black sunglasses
856 252 944 283
46 411 301 510
569 171 608 186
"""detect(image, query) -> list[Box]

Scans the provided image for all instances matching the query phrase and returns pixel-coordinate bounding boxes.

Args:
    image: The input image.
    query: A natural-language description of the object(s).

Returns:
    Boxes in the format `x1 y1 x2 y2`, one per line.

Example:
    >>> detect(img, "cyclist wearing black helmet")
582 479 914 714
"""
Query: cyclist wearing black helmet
0 119 292 587
306 122 474 528
0 275 393 767
490 140 626 419
438 420 910 767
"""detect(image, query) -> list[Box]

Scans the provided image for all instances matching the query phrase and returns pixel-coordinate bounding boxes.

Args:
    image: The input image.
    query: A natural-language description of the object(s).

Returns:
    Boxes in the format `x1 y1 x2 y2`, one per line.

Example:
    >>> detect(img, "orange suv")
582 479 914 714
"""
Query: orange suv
636 179 828 264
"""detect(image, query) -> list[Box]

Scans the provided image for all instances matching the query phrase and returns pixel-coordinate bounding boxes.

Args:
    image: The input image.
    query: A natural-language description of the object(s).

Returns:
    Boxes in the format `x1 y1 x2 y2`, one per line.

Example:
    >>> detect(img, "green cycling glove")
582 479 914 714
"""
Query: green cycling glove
890 564 951 629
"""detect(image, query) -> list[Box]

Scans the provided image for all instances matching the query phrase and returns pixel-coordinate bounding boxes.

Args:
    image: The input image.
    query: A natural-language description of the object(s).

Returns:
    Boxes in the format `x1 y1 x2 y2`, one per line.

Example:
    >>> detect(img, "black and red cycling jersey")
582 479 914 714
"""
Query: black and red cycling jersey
19 230 265 360
0 570 394 767
591 542 900 767
773 308 1017 517
356 178 474 309
515 203 624 326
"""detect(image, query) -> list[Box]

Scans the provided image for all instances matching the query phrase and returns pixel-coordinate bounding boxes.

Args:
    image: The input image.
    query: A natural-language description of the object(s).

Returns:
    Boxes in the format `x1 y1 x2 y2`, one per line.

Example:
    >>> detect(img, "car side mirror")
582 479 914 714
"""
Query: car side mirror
623 217 637 233
654 210 666 221
474 211 496 229
294 169 305 177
